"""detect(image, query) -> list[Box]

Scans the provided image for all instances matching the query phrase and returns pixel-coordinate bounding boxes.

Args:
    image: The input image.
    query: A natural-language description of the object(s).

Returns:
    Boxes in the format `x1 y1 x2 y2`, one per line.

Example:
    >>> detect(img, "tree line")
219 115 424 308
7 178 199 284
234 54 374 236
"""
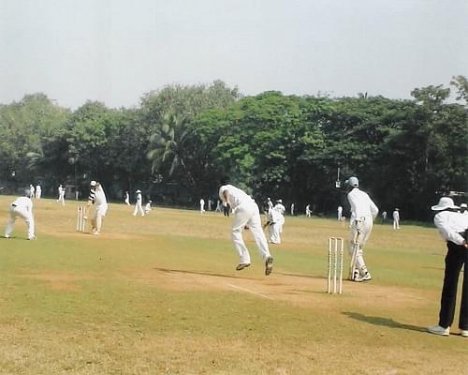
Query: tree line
0 77 466 220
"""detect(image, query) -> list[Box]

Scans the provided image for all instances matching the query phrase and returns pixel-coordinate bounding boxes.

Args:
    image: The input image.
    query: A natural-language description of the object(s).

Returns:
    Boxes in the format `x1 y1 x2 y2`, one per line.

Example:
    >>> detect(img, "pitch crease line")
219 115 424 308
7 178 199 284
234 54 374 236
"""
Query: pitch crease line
226 283 274 300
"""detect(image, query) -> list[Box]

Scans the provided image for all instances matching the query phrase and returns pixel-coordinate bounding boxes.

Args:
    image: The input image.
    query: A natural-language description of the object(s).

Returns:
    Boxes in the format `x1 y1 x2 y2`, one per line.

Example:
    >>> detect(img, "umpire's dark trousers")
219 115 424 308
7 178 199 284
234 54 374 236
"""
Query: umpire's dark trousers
439 241 468 330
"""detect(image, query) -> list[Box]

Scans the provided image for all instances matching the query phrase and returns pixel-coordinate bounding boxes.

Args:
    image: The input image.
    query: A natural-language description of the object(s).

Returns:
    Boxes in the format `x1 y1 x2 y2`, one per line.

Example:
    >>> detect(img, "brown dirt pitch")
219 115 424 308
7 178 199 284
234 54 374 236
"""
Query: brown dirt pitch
0 196 466 374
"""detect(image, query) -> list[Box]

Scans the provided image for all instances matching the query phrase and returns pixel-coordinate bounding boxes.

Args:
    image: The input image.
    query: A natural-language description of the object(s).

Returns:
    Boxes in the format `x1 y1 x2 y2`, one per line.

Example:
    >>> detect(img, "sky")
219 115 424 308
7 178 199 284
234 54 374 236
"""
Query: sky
0 0 467 109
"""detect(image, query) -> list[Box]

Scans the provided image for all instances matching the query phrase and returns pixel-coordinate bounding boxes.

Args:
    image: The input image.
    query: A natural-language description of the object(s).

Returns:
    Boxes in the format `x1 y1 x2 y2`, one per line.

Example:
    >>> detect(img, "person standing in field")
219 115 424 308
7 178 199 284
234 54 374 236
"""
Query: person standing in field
35 184 42 199
393 208 400 229
200 198 205 214
274 199 286 234
4 189 36 240
57 184 65 205
337 205 343 221
305 204 311 218
133 190 145 216
124 191 130 206
265 205 282 244
86 180 108 235
428 197 468 337
381 211 387 224
219 181 273 275
29 184 35 199
346 176 379 282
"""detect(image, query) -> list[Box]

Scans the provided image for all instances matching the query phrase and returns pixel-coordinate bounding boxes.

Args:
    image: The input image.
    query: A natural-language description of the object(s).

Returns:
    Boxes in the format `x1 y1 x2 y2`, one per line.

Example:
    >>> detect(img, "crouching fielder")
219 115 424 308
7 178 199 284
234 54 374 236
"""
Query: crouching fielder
5 191 36 240
219 182 274 275
346 176 378 282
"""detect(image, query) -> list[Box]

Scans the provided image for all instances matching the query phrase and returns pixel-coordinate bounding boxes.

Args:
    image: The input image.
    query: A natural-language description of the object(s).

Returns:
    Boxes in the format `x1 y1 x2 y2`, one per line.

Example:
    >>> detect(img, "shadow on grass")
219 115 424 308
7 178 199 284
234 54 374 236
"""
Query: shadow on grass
153 266 257 280
343 312 426 333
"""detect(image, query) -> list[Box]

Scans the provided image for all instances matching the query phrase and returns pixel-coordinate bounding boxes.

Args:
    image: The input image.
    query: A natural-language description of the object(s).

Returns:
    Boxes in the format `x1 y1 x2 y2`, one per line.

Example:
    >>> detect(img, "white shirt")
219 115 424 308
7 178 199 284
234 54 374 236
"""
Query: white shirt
219 184 254 210
347 187 379 221
94 186 108 208
12 196 33 211
393 210 400 220
433 210 468 246
275 203 286 215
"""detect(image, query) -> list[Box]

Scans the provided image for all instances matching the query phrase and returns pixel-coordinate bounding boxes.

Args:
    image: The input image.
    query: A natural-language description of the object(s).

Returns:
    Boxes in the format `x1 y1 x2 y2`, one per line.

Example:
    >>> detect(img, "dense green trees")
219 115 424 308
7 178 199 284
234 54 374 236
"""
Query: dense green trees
0 79 466 220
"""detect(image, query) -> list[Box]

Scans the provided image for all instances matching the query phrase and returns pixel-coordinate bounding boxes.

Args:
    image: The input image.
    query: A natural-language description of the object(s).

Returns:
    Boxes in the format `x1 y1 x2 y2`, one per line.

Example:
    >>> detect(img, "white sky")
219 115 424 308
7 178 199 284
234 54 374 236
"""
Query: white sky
0 0 467 109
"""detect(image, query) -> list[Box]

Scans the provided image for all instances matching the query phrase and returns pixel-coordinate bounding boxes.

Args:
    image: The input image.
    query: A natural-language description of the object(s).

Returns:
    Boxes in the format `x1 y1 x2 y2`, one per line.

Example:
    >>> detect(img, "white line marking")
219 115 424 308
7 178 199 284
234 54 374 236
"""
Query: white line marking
226 283 274 300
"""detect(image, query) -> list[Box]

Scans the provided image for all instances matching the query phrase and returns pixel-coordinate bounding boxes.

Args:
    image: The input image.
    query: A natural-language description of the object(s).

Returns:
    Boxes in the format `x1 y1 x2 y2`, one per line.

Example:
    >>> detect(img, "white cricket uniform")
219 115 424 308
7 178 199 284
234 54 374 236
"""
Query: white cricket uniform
219 184 272 265
347 187 379 276
58 185 65 205
144 202 152 214
393 210 400 229
133 192 145 216
90 185 108 234
274 203 286 233
5 196 35 239
266 207 282 244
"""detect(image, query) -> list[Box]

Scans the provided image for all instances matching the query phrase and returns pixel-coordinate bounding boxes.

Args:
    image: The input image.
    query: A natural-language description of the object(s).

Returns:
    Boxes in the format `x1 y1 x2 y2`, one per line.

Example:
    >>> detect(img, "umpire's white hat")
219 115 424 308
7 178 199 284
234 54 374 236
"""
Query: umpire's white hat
431 197 459 211
90 180 97 187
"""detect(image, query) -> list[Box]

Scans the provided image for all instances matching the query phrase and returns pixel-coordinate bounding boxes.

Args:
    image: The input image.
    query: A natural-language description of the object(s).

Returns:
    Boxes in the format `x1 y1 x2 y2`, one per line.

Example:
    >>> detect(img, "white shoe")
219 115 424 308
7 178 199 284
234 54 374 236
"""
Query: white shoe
354 272 372 282
461 330 468 337
428 325 450 336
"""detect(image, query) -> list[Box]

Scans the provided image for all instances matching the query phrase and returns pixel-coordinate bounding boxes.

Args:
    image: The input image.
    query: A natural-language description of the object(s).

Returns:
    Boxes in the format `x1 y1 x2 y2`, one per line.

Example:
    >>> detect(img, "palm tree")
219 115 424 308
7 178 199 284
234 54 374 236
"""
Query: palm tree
147 111 194 185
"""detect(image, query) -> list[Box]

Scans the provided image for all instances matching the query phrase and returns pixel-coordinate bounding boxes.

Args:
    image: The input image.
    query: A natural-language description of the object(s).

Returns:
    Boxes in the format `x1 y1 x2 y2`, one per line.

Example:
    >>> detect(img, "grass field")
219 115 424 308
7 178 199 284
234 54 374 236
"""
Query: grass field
0 196 466 375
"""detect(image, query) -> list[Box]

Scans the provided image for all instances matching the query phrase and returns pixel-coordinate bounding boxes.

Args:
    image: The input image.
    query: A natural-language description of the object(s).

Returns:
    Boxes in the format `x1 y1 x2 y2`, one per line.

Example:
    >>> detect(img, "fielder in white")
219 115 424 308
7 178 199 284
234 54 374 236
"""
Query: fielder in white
133 190 145 216
265 206 282 244
87 181 108 235
145 200 152 214
219 183 274 275
346 176 378 282
57 184 65 205
274 199 286 234
393 208 400 229
5 191 36 240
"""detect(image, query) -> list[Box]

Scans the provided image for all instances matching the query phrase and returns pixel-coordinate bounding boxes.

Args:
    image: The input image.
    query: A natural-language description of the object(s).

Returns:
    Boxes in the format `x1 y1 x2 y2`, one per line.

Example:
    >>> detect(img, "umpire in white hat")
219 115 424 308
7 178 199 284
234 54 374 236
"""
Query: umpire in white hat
428 197 468 337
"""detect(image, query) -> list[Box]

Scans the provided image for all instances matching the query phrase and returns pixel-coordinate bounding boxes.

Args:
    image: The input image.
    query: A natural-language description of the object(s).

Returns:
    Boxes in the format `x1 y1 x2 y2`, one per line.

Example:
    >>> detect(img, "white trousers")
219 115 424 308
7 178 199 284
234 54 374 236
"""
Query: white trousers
5 205 35 239
349 217 373 274
231 201 271 264
268 222 281 244
92 205 108 233
133 202 144 216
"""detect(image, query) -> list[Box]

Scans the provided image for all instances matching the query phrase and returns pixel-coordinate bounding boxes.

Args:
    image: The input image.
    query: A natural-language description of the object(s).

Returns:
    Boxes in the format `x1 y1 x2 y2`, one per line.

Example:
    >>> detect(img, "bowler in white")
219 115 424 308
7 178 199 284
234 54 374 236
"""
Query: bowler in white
219 183 273 275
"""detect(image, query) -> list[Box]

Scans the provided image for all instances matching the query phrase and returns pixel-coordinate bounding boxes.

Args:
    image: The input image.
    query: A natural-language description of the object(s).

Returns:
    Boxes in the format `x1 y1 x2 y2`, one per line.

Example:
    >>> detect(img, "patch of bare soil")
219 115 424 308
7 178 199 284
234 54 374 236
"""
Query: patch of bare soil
16 270 98 291
125 266 431 310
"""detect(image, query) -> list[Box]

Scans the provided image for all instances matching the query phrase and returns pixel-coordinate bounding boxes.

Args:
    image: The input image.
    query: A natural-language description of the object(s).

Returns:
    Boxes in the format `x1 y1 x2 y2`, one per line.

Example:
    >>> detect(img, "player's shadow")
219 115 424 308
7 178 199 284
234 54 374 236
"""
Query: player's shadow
153 267 257 280
343 312 426 333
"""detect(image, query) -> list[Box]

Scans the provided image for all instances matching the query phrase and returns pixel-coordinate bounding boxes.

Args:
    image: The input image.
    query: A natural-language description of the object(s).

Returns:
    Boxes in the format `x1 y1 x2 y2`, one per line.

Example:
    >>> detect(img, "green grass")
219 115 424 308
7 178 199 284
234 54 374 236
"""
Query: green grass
0 196 466 374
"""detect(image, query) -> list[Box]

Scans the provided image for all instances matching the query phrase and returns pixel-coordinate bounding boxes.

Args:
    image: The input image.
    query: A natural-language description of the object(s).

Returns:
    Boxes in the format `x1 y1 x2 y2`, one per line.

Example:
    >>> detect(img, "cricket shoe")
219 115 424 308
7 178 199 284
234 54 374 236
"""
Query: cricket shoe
354 272 371 282
461 330 468 338
265 256 274 276
236 263 250 271
427 325 450 336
